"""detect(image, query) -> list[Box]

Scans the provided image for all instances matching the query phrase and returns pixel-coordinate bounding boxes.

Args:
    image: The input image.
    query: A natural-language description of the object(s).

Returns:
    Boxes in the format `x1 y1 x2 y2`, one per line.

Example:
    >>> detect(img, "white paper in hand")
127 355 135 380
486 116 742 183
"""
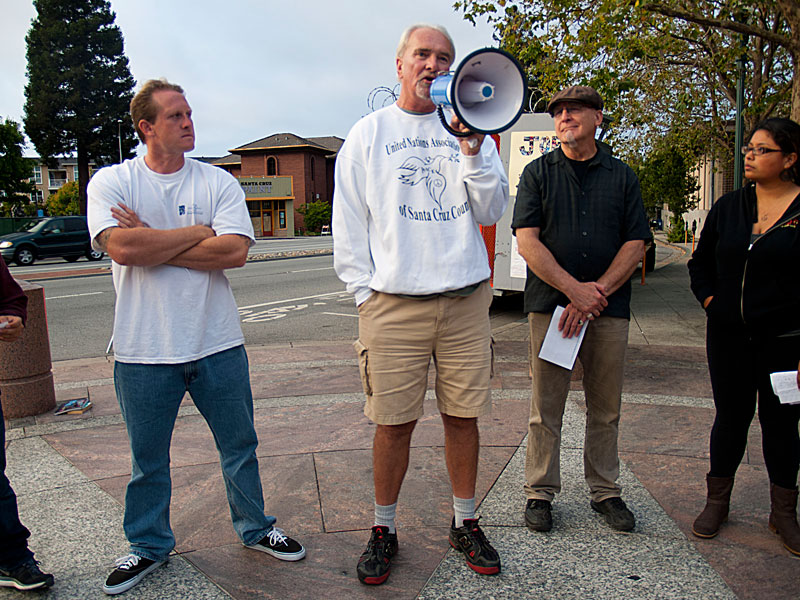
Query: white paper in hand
537 305 587 370
770 371 800 405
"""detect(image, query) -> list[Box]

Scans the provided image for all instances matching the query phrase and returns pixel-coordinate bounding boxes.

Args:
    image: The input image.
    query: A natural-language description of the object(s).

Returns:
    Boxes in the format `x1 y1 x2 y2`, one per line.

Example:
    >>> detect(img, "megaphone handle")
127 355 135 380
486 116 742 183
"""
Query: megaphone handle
437 106 472 138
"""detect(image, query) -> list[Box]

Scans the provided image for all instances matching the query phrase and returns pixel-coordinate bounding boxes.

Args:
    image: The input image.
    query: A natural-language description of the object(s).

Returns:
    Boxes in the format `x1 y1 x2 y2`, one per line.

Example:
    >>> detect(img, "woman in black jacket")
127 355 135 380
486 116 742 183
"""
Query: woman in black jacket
688 117 800 557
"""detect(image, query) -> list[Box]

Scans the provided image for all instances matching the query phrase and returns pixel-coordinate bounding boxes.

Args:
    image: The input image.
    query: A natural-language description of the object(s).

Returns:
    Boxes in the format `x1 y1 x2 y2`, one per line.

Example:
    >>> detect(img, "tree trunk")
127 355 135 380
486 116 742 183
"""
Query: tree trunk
77 140 89 216
792 53 800 124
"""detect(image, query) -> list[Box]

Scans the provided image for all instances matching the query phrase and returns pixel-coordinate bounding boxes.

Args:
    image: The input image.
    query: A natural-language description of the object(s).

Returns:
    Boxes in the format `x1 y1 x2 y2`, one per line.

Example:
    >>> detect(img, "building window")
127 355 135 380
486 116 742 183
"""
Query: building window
267 156 277 176
73 166 79 181
30 190 44 204
31 165 42 184
48 170 68 189
279 210 286 229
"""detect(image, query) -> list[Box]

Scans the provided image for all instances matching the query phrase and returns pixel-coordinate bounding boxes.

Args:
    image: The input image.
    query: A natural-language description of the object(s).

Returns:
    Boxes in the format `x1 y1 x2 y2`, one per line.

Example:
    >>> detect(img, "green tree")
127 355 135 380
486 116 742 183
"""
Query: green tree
24 0 137 216
455 1 798 159
632 138 699 222
46 181 80 216
297 200 332 233
0 118 34 215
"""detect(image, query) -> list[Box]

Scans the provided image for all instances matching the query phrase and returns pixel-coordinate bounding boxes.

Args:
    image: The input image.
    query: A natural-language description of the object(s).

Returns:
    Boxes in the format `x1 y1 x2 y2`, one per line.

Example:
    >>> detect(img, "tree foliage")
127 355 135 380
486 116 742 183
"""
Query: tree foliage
632 138 699 220
24 0 137 215
46 181 80 216
0 118 34 212
296 200 332 233
454 0 799 160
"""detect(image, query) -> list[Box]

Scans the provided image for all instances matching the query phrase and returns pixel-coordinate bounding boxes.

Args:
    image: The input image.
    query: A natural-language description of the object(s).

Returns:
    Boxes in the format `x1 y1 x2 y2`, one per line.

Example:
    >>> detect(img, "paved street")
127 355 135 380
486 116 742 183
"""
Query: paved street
2 237 798 599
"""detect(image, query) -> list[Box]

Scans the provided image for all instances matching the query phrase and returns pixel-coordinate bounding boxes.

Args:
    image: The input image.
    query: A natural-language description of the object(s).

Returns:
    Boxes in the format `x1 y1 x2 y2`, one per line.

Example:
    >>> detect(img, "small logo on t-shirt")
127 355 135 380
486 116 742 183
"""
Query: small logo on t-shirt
177 204 203 217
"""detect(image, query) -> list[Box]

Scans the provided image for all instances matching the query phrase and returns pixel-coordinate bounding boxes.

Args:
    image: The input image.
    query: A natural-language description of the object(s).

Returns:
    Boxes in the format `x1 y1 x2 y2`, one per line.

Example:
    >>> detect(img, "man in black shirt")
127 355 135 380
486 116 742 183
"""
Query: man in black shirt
512 86 650 533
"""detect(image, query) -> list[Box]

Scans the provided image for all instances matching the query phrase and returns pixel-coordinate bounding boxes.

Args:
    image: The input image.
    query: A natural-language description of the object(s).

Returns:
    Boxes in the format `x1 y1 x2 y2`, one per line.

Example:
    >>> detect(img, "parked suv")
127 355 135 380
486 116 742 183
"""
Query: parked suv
0 216 103 266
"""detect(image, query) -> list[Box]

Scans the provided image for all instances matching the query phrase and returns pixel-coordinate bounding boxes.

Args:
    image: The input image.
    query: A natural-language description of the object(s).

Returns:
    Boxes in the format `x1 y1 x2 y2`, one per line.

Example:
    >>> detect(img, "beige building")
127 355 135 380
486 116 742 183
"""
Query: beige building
27 156 96 206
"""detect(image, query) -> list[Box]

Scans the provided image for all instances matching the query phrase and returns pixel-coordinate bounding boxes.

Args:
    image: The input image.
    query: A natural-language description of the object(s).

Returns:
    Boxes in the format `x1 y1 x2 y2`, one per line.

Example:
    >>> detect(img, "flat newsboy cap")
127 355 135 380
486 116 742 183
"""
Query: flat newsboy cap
546 85 603 115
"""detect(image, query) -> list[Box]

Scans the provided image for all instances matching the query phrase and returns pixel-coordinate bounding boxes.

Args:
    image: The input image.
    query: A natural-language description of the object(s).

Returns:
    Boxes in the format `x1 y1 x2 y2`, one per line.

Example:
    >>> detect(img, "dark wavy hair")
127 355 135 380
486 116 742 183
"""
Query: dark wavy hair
748 117 800 185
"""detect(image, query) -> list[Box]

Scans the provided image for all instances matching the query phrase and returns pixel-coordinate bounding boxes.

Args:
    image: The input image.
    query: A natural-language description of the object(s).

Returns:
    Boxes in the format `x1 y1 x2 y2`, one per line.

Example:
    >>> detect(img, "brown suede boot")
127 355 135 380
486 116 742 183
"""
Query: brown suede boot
692 474 734 538
768 483 800 557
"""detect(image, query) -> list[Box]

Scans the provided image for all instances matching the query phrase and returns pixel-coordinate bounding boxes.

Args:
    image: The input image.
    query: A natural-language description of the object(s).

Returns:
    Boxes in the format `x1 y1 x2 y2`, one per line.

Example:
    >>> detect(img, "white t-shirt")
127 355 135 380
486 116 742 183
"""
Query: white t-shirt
87 157 254 364
332 104 508 305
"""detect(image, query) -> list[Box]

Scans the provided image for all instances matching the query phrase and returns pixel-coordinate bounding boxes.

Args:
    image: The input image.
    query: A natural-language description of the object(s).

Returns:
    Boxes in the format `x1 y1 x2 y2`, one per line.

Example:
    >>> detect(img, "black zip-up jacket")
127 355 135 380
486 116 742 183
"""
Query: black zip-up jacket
688 184 800 339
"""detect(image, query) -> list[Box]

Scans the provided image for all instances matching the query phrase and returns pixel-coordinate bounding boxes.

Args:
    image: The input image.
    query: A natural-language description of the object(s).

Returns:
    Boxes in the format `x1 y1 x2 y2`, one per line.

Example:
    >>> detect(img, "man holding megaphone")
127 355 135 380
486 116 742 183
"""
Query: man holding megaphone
333 23 508 586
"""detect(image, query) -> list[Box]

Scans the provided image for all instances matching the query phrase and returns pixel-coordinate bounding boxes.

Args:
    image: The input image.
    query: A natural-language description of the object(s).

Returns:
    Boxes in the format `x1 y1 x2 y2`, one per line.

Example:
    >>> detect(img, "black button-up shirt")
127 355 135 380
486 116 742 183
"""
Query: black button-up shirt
511 146 649 318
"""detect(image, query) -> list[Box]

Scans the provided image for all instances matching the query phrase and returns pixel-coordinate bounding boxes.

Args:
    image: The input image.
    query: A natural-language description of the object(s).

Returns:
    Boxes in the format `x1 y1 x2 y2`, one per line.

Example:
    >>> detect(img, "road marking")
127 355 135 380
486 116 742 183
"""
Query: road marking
238 291 349 311
45 292 105 300
322 312 358 318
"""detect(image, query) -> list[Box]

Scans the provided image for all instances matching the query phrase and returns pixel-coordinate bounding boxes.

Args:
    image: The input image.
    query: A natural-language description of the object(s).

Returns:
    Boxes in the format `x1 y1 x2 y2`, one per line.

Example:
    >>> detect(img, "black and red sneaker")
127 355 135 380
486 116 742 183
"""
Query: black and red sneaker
356 526 398 585
449 517 501 575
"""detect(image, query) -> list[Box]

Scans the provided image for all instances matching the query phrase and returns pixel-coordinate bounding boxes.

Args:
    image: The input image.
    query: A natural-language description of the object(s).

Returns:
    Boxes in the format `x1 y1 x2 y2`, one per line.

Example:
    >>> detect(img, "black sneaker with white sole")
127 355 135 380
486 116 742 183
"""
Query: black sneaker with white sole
103 554 165 595
0 558 54 591
245 528 306 561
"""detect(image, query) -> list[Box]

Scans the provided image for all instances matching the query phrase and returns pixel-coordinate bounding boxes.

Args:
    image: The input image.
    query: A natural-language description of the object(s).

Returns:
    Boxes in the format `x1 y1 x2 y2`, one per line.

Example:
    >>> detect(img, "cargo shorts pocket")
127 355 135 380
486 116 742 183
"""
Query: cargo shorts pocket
353 339 372 397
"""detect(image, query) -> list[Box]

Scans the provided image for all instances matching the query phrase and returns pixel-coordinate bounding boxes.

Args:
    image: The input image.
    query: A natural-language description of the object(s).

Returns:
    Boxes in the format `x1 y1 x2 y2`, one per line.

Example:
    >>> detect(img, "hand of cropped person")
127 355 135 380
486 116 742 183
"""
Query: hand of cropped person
0 315 24 342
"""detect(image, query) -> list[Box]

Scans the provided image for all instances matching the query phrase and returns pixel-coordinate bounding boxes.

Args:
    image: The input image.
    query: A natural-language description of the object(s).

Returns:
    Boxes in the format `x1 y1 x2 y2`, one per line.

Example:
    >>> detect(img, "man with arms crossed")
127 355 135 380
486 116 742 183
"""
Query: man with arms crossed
512 86 649 533
88 79 304 596
333 24 508 585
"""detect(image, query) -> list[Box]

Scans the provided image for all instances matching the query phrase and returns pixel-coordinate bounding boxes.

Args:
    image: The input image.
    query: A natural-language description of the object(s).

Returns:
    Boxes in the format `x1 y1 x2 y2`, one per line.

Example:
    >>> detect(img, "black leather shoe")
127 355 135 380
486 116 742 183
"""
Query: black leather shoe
591 497 635 531
525 499 553 532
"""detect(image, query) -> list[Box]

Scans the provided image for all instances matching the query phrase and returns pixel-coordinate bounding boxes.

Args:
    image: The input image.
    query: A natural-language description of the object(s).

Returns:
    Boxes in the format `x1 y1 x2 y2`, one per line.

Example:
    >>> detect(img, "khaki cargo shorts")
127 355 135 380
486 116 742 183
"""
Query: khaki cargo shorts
354 281 494 425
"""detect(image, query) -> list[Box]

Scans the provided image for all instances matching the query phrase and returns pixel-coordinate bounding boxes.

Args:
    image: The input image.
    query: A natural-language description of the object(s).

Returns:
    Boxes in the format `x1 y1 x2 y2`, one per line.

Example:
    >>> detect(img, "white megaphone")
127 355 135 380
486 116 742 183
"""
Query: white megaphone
429 48 526 137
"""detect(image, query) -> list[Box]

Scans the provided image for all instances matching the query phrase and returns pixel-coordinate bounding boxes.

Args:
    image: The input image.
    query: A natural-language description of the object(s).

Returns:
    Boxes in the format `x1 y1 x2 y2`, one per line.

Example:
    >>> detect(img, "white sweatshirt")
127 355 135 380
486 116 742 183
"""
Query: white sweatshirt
333 104 509 305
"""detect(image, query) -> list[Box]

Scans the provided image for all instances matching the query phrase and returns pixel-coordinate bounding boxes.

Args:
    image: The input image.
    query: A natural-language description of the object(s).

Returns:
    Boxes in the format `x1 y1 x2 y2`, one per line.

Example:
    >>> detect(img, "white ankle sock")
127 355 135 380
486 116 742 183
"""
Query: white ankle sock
453 495 475 528
374 502 397 534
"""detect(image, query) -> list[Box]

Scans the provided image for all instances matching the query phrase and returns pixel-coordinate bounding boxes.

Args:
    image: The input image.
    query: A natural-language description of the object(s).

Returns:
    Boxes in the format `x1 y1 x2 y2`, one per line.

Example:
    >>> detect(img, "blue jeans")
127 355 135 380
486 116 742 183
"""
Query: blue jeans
114 345 275 561
0 393 34 570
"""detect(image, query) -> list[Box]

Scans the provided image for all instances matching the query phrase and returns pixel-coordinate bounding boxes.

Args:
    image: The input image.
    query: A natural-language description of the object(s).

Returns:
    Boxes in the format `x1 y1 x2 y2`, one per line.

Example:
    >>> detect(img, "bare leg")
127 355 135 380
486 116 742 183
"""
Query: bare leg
441 414 479 499
373 421 417 505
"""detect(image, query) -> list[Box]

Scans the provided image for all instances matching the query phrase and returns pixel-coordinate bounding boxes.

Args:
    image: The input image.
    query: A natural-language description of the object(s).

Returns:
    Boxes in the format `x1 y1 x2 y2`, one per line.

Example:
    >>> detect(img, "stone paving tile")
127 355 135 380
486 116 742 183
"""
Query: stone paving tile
315 446 517 532
0 558 232 600
185 530 444 600
619 403 715 459
96 453 322 555
6 436 88 494
250 365 363 399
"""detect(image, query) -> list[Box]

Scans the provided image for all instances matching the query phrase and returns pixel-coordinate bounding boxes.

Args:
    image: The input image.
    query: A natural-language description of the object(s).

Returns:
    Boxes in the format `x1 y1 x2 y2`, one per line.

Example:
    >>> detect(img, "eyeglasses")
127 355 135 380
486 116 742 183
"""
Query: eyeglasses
740 145 783 156
551 104 589 117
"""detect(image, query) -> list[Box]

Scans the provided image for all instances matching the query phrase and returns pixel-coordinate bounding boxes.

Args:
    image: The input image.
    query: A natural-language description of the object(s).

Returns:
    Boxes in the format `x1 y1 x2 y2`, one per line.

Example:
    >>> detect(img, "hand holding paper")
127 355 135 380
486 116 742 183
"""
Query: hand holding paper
770 371 800 405
538 305 587 369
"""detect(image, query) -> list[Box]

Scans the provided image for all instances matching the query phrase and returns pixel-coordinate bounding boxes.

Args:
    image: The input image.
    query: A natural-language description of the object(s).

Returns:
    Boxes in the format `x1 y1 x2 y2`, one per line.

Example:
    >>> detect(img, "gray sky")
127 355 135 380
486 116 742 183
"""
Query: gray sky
1 0 498 158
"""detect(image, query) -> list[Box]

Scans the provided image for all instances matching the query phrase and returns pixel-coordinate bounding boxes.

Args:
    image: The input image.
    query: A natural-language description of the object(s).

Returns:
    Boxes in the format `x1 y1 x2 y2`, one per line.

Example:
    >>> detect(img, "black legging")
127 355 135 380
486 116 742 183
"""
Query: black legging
706 318 800 489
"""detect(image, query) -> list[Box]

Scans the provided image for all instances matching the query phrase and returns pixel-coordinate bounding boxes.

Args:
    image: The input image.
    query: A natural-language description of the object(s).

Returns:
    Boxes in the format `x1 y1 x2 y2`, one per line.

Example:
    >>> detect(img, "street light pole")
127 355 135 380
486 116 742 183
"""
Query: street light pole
117 119 123 163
